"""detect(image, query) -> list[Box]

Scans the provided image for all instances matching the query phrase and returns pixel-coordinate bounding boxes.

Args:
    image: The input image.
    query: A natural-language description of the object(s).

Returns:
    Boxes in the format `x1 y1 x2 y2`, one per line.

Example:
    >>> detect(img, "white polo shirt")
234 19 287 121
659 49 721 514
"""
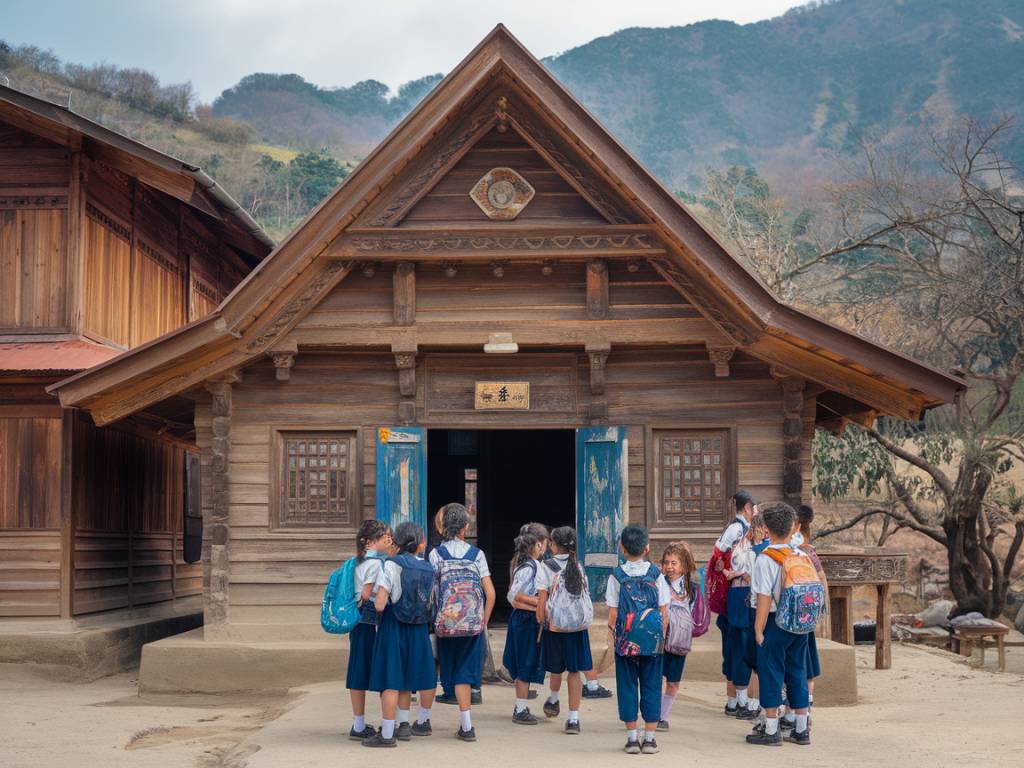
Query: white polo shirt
428 539 491 578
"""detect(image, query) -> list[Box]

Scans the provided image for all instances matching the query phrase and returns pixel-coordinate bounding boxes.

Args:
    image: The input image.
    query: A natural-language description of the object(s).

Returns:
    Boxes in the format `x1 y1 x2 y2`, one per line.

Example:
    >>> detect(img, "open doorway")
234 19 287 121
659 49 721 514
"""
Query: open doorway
427 429 575 622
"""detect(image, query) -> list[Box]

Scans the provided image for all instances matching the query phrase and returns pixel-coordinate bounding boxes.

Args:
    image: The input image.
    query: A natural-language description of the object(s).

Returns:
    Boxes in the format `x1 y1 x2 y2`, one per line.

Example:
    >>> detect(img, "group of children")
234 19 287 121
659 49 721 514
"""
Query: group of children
342 494 823 752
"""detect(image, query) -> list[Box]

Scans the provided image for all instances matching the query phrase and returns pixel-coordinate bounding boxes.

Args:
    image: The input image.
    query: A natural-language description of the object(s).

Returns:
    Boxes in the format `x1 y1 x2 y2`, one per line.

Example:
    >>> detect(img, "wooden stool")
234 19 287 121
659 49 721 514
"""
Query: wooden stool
952 624 1009 672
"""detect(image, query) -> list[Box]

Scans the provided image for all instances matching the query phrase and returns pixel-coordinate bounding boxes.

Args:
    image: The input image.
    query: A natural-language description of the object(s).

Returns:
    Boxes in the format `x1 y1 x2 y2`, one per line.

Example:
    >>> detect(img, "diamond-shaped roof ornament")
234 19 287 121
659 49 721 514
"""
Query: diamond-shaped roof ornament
469 167 535 220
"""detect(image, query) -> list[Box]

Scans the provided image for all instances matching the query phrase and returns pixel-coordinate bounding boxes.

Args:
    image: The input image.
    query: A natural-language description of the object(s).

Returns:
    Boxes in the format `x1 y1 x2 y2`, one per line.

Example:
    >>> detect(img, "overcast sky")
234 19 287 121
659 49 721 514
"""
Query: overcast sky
2 1 798 102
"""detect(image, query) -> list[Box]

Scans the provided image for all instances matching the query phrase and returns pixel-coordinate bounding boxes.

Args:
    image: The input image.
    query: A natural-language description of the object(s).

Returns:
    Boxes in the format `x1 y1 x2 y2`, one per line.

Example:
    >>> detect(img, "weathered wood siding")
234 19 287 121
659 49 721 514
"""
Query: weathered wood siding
0 530 61 617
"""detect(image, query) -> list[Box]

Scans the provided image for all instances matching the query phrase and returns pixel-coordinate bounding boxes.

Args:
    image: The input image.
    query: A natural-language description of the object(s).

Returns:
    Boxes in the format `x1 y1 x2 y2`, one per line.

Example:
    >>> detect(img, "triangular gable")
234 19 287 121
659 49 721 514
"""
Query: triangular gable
50 25 964 425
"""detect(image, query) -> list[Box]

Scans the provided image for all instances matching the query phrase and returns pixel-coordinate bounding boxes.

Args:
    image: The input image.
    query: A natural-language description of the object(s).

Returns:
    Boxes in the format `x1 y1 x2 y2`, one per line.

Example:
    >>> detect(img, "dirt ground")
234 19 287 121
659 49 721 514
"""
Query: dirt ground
2 642 1022 768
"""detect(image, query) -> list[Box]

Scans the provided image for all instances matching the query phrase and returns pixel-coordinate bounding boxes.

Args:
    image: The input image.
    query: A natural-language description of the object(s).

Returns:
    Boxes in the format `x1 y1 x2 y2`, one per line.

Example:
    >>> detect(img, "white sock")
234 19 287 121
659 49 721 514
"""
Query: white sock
796 714 809 733
381 719 395 739
568 709 579 723
644 730 656 742
585 679 599 691
748 698 759 711
660 693 677 722
459 709 472 731
765 717 779 736
727 697 737 708
514 698 528 713
627 728 638 742
808 694 814 707
418 707 431 724
353 715 365 732
397 708 410 724
736 689 749 707
547 690 560 704
783 712 796 724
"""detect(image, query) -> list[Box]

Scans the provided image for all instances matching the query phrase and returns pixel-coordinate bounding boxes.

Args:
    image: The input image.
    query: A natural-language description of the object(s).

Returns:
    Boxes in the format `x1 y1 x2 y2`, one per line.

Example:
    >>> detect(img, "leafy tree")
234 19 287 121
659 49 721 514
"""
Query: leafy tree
288 152 348 210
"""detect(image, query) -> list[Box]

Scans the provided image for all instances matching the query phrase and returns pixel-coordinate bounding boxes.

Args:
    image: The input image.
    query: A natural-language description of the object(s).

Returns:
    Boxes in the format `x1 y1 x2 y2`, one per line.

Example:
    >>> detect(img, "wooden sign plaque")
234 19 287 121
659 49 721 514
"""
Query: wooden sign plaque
474 381 530 410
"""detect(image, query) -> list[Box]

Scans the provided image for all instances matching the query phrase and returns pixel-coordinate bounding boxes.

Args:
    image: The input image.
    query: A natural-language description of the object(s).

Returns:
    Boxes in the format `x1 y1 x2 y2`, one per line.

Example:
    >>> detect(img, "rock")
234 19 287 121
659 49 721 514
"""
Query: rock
1004 587 1024 619
1015 602 1024 634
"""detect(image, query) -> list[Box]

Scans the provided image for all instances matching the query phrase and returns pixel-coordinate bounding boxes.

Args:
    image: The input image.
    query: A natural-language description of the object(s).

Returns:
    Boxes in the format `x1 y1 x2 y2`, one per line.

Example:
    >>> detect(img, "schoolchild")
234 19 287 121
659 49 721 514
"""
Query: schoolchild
429 503 496 741
725 513 770 720
657 540 697 731
347 519 392 741
606 524 670 754
504 530 547 724
363 522 437 747
747 502 812 747
536 526 594 734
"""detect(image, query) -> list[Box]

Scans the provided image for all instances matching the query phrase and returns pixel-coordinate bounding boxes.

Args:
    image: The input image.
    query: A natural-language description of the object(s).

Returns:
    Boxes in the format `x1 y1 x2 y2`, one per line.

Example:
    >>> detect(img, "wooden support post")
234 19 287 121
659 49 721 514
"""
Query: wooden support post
393 261 416 325
830 585 854 645
707 345 735 377
774 369 806 510
586 259 609 319
586 340 610 423
59 409 75 619
876 582 892 669
204 374 237 629
66 144 85 336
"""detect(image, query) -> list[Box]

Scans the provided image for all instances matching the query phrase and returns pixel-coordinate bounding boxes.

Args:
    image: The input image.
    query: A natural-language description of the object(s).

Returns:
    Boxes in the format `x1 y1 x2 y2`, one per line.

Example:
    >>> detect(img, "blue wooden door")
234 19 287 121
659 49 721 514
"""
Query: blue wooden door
576 426 628 601
375 427 427 531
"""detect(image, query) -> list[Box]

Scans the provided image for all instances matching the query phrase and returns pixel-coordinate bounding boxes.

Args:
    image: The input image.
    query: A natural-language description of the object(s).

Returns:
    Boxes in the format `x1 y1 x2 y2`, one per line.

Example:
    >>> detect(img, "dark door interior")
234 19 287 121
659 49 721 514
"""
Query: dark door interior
427 429 575 622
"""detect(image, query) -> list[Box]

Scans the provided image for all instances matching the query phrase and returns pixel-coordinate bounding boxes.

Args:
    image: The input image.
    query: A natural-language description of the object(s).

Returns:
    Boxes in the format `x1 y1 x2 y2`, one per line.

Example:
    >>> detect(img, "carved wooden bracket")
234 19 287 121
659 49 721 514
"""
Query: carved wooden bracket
586 259 609 319
586 341 611 396
392 342 418 398
495 95 510 133
269 351 295 381
360 261 379 278
707 345 735 378
491 260 508 279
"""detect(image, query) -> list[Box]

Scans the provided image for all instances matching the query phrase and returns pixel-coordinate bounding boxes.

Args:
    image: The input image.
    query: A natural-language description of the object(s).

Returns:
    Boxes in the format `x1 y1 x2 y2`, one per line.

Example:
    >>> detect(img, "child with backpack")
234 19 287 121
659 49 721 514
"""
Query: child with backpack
606 524 670 754
504 530 547 724
657 541 699 731
724 513 768 721
362 522 437 748
746 502 822 748
347 519 392 741
428 502 496 742
535 526 594 734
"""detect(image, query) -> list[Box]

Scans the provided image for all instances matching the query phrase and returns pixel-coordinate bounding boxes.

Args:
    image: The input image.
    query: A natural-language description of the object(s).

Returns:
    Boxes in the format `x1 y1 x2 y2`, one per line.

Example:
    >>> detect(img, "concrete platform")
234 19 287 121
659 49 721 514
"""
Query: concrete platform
0 597 203 681
140 620 857 704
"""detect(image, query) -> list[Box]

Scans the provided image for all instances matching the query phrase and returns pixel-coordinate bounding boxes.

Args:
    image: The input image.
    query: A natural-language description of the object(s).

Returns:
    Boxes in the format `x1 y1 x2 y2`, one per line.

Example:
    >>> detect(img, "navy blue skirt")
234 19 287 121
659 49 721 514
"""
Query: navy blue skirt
438 633 485 689
346 621 376 690
806 631 821 679
726 585 751 627
368 605 437 693
717 613 730 677
503 609 545 683
663 651 687 683
543 628 593 674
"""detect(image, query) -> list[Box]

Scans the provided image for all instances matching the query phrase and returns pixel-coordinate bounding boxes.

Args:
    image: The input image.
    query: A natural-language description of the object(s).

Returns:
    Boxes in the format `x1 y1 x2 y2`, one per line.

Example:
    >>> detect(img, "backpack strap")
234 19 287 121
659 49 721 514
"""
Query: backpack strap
436 545 453 561
543 559 563 574
464 545 481 562
645 563 661 582
612 564 628 584
763 547 792 565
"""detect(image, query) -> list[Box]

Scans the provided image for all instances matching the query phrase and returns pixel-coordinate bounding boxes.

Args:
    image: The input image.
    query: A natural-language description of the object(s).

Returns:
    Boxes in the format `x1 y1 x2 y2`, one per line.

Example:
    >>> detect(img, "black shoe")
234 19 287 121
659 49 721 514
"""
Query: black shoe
564 719 580 734
745 729 783 746
787 729 811 746
436 693 458 705
641 738 660 755
624 739 641 754
543 698 560 718
411 720 432 736
656 720 669 732
780 717 796 731
361 733 397 748
512 707 538 725
349 725 377 741
724 704 739 717
527 689 538 700
582 683 613 699
736 706 761 721
456 726 477 742
396 722 412 741
471 689 483 705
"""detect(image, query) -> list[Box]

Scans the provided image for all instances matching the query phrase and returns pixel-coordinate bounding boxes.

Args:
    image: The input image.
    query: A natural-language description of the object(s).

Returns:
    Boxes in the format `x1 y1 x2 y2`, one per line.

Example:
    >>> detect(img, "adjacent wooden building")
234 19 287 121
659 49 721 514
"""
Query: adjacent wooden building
52 27 963 642
0 85 272 621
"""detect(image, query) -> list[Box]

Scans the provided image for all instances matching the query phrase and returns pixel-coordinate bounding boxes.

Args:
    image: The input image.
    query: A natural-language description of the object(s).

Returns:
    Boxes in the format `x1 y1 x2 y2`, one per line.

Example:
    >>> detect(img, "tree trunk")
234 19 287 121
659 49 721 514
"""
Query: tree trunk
942 460 998 617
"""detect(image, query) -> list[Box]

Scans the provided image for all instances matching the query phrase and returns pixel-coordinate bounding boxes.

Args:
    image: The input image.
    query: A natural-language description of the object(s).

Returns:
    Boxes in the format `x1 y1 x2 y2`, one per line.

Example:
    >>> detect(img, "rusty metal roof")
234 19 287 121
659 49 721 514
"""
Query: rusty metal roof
0 340 122 374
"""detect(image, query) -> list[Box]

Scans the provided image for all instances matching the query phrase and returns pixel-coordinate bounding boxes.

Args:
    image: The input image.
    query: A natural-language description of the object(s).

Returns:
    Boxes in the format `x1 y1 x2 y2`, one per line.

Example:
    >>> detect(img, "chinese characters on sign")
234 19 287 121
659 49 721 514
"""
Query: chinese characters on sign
474 381 530 410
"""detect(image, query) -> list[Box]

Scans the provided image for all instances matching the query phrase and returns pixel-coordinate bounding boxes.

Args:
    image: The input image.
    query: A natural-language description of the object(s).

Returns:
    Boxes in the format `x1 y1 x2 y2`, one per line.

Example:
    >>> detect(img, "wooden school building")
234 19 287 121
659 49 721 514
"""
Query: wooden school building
51 26 962 672
0 85 272 635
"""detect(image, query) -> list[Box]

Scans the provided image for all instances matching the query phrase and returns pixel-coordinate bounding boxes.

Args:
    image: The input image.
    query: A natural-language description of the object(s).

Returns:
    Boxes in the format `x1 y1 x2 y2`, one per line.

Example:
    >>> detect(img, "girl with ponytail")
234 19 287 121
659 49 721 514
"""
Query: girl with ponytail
503 531 547 725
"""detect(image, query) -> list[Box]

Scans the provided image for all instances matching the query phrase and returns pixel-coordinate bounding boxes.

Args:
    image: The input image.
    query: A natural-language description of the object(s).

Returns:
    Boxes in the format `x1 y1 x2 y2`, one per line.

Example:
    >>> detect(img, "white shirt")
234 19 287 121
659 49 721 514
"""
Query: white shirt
507 558 540 604
715 516 750 551
428 539 491 579
668 575 688 600
375 558 407 604
731 537 757 578
752 544 808 613
534 553 589 594
790 531 805 548
604 559 671 608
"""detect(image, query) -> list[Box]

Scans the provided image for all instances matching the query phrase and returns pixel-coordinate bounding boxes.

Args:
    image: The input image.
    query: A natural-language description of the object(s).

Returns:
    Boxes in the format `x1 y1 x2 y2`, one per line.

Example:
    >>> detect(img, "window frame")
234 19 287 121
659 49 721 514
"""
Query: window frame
645 424 738 534
270 426 362 532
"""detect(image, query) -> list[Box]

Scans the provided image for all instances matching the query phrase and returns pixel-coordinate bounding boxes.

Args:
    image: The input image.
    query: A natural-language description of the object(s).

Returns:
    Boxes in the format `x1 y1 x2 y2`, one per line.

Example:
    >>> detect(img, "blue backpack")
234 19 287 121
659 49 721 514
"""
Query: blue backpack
389 554 436 625
613 563 663 657
320 554 381 635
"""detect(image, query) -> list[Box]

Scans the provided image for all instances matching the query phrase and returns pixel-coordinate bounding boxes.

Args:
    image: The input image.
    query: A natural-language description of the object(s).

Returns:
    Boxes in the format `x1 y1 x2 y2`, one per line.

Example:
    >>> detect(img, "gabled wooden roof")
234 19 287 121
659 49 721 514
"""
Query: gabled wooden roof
49 25 965 426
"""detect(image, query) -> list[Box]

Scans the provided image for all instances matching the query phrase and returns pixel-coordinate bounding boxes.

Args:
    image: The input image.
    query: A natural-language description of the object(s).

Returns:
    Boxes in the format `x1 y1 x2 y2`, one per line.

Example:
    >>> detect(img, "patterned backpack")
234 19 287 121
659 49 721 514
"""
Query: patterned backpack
434 544 485 637
764 547 824 634
544 560 593 633
613 563 663 657
390 554 436 625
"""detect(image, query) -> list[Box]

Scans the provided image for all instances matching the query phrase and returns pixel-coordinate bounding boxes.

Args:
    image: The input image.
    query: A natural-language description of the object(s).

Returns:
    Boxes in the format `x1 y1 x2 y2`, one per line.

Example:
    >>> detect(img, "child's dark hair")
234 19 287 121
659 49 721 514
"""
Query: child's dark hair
519 521 550 540
550 526 583 596
661 541 696 598
356 519 390 562
620 524 649 557
392 521 424 555
761 502 796 539
510 531 542 582
797 504 814 541
440 502 471 540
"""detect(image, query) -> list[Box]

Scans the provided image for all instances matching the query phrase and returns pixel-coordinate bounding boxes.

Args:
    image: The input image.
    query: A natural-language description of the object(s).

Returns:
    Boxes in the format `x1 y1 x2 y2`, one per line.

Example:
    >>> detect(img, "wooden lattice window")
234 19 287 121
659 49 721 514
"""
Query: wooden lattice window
275 431 357 528
655 430 729 528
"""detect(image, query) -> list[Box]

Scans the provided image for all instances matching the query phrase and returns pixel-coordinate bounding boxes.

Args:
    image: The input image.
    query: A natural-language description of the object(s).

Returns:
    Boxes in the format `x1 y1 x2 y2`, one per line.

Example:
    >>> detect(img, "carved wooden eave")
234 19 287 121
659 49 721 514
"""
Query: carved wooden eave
47 24 965 427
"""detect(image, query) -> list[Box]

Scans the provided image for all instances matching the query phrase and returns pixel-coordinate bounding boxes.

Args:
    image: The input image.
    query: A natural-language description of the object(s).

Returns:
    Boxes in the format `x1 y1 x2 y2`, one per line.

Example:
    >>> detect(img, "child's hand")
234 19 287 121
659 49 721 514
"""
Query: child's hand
756 631 765 647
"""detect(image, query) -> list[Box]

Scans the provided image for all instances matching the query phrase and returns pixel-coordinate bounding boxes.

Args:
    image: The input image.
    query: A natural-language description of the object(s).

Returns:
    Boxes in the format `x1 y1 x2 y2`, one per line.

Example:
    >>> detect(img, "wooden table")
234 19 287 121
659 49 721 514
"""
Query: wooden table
952 624 1009 672
819 550 908 670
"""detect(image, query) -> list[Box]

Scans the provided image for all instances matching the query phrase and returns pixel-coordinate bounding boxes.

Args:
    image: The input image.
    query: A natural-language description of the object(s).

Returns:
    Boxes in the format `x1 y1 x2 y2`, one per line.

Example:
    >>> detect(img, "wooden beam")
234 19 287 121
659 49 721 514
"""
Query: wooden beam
59 408 75 620
393 262 416 326
66 147 86 336
586 260 609 320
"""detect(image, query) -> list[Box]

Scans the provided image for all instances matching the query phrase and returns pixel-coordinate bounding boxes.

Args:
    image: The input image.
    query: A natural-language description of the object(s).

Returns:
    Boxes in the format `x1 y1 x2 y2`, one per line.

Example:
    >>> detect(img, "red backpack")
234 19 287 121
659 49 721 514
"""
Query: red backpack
705 546 732 615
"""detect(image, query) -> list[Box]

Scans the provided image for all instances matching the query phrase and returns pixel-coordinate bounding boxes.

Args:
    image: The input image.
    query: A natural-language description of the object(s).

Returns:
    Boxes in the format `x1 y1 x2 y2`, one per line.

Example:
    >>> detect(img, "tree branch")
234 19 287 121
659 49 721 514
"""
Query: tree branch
865 427 955 500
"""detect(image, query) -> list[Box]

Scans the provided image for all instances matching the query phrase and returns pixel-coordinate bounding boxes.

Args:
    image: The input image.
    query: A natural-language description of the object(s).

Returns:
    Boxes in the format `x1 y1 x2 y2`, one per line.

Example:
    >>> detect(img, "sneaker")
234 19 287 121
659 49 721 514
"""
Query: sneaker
641 738 660 755
527 689 538 700
745 729 783 746
724 704 739 717
456 726 477 742
736 706 761 721
780 717 796 731
396 722 412 741
512 707 538 725
349 725 377 741
582 683 613 699
624 739 642 754
411 720 432 737
361 733 397 748
786 729 811 746
564 719 580 734
656 720 669 732
436 693 458 706
471 688 483 705
543 698 560 718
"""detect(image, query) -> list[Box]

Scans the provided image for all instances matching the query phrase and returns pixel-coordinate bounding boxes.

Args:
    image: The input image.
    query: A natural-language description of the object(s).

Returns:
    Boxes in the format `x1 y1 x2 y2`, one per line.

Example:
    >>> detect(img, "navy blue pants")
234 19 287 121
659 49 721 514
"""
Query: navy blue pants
756 615 809 709
615 654 663 724
716 613 731 679
806 631 821 679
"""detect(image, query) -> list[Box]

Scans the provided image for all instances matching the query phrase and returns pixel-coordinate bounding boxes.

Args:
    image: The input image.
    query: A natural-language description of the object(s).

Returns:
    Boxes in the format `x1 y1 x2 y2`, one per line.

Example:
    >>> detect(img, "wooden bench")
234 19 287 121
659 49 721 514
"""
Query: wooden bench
952 624 1009 672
